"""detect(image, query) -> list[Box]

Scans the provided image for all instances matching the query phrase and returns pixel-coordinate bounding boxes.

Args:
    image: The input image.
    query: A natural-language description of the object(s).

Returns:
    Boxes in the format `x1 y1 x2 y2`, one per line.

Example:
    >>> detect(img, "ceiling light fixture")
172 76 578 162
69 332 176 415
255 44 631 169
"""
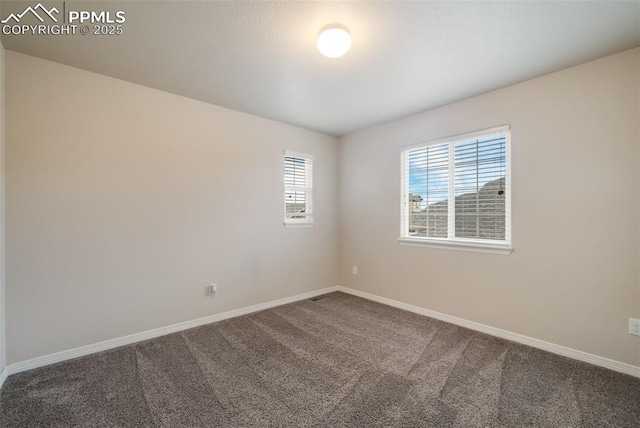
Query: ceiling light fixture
317 24 351 58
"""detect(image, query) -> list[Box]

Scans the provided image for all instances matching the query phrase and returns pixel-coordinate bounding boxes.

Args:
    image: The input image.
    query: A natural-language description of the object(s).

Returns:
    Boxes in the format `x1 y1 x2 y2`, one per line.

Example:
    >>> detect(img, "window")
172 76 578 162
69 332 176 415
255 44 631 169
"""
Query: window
400 125 511 254
284 151 314 227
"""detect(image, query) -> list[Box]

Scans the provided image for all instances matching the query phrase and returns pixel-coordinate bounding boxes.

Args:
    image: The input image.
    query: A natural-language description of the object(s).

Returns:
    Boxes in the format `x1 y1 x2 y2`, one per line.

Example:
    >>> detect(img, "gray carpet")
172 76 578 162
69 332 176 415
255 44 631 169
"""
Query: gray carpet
1 292 639 427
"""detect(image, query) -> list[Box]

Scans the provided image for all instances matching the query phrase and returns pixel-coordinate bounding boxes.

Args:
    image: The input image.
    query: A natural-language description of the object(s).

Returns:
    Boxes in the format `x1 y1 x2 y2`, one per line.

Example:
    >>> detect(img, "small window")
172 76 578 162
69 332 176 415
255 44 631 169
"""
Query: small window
284 151 314 227
400 125 511 254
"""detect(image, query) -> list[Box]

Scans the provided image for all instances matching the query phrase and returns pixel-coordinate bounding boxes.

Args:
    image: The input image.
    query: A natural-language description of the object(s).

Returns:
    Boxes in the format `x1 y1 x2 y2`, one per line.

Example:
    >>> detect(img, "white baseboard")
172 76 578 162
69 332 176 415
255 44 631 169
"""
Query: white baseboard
336 286 640 378
0 366 7 390
5 285 639 381
6 286 339 377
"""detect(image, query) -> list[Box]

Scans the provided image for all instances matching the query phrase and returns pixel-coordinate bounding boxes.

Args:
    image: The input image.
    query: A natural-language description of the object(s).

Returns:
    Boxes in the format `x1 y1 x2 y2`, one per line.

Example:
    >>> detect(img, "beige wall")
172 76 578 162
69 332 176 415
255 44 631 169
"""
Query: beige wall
5 47 640 368
339 48 640 366
0 42 5 372
5 51 338 364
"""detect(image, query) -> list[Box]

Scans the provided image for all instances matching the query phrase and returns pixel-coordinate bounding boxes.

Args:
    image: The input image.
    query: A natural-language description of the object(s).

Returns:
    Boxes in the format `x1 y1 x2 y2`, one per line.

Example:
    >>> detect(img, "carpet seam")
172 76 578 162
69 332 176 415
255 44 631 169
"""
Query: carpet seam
436 330 476 399
178 332 230 418
405 321 448 378
132 348 160 428
218 315 316 418
271 304 389 365
493 345 511 428
245 314 326 424
228 321 299 416
569 362 584 427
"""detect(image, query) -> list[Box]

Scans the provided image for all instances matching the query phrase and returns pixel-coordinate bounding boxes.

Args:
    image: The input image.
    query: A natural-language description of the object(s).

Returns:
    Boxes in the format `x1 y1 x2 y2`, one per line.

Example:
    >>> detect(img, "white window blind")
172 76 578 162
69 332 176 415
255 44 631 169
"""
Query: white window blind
400 126 511 253
284 151 314 227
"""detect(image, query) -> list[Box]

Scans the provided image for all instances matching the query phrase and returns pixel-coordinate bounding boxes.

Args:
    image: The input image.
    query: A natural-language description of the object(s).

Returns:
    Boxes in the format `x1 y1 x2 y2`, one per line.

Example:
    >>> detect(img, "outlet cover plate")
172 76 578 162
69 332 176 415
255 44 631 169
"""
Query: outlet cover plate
629 318 640 336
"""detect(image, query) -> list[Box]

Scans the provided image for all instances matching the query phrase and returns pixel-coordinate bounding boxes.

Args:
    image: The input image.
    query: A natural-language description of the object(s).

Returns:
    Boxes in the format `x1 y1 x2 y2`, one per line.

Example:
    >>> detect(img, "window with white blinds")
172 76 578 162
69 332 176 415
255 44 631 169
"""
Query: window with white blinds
284 151 314 227
400 126 511 254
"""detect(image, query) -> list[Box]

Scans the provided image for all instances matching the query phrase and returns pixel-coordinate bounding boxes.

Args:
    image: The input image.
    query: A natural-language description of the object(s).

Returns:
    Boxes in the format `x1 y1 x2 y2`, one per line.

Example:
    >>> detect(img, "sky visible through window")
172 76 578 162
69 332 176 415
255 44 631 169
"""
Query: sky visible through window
408 134 506 207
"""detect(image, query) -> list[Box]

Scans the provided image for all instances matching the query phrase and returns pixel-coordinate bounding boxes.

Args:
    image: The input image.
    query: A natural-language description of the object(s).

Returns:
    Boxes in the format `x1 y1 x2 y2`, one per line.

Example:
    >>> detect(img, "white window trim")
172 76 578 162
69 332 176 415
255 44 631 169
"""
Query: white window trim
398 237 512 255
284 222 315 229
399 125 512 255
283 150 315 228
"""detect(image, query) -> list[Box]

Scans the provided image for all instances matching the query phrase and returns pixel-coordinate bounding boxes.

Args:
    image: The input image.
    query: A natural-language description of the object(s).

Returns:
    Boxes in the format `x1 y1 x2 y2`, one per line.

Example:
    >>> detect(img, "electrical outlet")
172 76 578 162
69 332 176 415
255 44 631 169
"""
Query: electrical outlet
352 266 358 275
209 284 217 297
629 318 640 336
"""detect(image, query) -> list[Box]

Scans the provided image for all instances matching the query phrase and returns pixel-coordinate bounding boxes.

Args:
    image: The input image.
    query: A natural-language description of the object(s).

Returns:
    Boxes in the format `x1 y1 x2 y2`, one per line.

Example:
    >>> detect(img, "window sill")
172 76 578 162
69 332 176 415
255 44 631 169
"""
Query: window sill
398 237 512 255
284 222 315 229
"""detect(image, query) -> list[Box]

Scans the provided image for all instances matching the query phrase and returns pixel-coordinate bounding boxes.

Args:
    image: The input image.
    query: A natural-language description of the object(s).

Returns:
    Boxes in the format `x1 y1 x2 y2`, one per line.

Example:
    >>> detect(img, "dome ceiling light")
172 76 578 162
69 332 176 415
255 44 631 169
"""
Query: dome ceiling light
317 24 351 58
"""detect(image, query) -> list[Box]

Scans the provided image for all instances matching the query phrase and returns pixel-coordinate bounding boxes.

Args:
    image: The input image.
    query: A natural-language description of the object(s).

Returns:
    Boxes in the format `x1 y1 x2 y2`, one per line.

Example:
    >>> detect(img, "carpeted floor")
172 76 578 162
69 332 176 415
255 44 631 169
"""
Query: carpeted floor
1 292 639 427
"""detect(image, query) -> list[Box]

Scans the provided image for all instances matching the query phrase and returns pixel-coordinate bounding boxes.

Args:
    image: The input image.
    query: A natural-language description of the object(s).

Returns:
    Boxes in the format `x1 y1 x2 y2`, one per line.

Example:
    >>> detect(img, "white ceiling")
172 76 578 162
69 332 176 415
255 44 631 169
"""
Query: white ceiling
2 1 640 136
